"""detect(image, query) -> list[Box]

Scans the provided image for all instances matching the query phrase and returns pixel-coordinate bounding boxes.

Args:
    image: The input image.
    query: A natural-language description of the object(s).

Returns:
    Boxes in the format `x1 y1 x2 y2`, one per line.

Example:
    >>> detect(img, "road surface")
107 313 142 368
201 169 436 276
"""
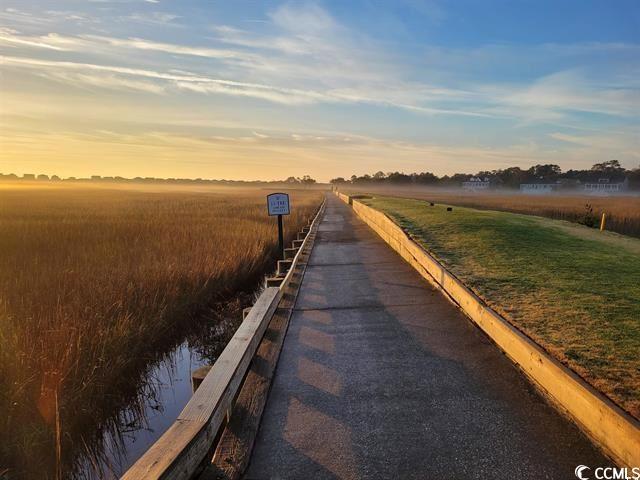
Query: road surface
246 194 608 479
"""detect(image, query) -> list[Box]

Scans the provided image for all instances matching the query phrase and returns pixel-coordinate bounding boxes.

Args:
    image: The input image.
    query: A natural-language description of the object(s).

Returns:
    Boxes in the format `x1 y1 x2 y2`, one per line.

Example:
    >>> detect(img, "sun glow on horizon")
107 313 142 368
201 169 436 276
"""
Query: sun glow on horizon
1 1 639 181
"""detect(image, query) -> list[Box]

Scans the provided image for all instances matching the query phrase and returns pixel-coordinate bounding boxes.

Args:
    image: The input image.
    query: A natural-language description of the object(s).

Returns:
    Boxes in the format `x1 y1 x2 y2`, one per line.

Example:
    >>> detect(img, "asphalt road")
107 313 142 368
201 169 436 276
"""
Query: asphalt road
245 194 609 479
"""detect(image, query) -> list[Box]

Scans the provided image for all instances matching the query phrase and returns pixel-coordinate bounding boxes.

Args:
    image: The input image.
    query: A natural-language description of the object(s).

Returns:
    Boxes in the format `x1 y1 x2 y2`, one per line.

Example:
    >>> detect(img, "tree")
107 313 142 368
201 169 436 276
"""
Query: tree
627 165 640 189
353 174 372 184
301 175 316 184
330 177 347 184
440 173 471 185
496 167 526 188
527 164 561 180
285 176 299 183
413 172 438 184
386 171 411 183
591 160 623 173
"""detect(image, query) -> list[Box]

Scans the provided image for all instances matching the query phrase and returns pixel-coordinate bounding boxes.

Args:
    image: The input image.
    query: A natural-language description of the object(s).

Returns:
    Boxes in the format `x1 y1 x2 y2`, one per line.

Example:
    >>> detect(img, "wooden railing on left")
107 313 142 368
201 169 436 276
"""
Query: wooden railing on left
121 200 325 480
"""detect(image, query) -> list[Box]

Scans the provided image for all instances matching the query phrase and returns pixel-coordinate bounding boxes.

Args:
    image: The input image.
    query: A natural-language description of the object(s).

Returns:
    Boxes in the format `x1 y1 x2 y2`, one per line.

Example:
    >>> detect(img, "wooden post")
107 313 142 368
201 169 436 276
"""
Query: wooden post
191 365 212 393
267 192 290 260
277 259 292 277
600 212 606 231
277 214 284 260
265 277 283 288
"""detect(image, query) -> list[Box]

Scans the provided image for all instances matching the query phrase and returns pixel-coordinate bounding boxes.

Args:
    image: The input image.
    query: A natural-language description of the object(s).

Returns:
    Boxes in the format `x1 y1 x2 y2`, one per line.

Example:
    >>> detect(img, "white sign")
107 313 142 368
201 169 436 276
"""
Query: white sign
267 193 290 216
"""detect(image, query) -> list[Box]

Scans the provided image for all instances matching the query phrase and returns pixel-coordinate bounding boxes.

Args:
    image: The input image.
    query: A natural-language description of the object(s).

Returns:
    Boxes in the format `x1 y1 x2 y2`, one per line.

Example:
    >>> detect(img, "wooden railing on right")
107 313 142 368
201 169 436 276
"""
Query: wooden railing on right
336 191 640 469
121 200 325 480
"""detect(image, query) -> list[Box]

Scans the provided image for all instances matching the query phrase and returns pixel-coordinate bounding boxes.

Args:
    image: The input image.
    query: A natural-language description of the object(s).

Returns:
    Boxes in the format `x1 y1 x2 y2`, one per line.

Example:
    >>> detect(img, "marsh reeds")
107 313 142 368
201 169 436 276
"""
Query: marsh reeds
0 183 323 479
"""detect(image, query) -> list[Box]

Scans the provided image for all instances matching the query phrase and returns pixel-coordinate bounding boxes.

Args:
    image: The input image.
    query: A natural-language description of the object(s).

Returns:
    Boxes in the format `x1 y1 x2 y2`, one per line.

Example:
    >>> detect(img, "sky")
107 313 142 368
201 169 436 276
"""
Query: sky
0 1 639 182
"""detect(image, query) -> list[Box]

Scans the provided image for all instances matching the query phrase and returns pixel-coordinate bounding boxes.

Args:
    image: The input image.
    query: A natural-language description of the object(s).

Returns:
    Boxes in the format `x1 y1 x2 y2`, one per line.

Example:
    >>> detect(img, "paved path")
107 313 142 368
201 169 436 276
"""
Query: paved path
246 194 608 479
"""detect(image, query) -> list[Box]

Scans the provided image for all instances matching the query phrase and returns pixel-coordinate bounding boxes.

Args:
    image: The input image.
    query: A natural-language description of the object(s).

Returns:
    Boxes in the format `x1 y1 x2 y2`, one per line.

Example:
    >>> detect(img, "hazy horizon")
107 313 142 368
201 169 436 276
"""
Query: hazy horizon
1 1 639 182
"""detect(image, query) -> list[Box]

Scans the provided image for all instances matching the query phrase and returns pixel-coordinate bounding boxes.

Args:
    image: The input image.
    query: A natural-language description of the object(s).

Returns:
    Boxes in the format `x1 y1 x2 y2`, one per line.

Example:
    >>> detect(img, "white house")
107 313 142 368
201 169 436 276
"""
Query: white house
583 177 628 194
462 177 491 190
519 183 560 194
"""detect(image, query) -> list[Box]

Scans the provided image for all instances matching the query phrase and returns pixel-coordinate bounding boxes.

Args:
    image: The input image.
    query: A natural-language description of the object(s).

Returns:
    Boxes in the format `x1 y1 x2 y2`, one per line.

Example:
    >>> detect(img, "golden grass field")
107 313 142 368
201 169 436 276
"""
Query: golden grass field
346 185 640 237
0 182 323 479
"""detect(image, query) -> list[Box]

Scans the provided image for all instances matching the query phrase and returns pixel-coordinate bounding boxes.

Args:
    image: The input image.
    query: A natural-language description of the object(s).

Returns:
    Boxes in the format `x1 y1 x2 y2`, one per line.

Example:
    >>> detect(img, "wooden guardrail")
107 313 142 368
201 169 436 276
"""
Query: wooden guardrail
336 192 351 205
336 191 640 468
121 200 325 480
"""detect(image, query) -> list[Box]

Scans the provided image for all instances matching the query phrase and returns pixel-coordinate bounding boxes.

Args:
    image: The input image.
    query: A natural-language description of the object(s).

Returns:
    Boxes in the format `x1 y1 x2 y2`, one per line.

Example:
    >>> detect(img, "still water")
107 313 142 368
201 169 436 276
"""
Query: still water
96 342 208 477
75 305 245 479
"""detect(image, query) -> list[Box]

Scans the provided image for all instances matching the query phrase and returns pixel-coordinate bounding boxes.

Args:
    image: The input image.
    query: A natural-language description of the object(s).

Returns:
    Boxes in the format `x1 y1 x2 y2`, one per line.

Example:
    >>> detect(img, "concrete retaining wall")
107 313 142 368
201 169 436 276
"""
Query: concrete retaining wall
336 192 639 468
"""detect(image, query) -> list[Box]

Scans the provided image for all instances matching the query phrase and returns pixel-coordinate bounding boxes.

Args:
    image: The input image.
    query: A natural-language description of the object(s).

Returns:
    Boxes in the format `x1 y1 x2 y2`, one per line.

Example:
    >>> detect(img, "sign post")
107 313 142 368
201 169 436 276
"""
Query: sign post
267 193 291 260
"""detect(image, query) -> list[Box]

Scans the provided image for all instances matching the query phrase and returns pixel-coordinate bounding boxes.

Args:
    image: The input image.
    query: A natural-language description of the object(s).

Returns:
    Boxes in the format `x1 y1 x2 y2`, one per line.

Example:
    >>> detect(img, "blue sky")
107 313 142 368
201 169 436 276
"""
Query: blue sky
1 0 638 181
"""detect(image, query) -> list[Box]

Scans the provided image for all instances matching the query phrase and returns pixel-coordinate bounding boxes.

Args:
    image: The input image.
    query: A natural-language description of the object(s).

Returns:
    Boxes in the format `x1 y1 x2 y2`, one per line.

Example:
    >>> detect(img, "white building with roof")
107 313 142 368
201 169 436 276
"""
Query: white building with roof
462 177 491 191
583 177 628 194
519 183 560 194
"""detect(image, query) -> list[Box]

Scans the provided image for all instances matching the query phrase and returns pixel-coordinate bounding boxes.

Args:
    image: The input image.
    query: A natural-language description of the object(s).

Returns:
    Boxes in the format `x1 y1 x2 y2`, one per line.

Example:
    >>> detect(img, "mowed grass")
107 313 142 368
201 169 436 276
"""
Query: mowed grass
0 183 323 479
347 185 640 237
363 196 640 418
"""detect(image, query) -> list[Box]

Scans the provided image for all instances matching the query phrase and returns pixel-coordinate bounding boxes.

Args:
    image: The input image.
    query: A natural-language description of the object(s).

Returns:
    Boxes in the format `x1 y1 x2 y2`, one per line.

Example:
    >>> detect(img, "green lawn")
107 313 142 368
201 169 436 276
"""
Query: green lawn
362 196 640 418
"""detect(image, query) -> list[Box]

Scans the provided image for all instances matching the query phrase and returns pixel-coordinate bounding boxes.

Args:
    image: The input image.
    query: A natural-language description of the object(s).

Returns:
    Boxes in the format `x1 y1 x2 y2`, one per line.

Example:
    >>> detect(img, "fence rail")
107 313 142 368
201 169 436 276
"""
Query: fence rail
336 191 640 468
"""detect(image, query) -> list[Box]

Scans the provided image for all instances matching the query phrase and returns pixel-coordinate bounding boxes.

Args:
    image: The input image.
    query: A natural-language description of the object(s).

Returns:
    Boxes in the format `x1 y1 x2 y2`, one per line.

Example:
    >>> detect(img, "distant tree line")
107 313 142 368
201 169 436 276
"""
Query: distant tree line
285 175 317 184
0 173 317 185
331 160 640 190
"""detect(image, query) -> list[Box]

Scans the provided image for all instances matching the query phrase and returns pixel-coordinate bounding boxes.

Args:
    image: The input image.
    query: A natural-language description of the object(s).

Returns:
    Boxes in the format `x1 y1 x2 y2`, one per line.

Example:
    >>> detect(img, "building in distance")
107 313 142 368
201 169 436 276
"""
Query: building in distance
462 177 491 191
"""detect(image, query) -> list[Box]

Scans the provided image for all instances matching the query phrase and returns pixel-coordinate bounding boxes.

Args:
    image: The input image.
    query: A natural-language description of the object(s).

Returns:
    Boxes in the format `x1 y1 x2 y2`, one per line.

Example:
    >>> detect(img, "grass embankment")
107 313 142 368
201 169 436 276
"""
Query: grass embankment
347 185 640 237
362 196 640 418
0 183 323 479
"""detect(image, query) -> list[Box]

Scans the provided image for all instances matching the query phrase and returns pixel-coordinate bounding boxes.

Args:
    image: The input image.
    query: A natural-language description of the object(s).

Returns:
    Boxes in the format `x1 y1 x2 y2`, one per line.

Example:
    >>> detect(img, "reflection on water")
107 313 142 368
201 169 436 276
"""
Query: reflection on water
73 299 247 480
90 343 207 477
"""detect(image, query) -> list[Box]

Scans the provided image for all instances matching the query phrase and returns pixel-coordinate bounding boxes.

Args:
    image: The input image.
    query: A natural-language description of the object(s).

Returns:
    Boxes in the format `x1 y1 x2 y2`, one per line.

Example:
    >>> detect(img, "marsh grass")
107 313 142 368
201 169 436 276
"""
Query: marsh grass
365 195 640 419
0 183 322 479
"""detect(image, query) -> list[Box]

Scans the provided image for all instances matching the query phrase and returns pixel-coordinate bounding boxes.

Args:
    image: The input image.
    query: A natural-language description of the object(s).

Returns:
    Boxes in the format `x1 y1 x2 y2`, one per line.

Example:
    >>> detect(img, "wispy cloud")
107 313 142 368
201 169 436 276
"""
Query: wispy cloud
550 131 640 160
1 0 638 179
1 55 329 104
84 34 252 60
121 12 181 26
3 3 638 122
0 28 67 50
0 7 53 26
1 51 503 116
501 70 640 118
